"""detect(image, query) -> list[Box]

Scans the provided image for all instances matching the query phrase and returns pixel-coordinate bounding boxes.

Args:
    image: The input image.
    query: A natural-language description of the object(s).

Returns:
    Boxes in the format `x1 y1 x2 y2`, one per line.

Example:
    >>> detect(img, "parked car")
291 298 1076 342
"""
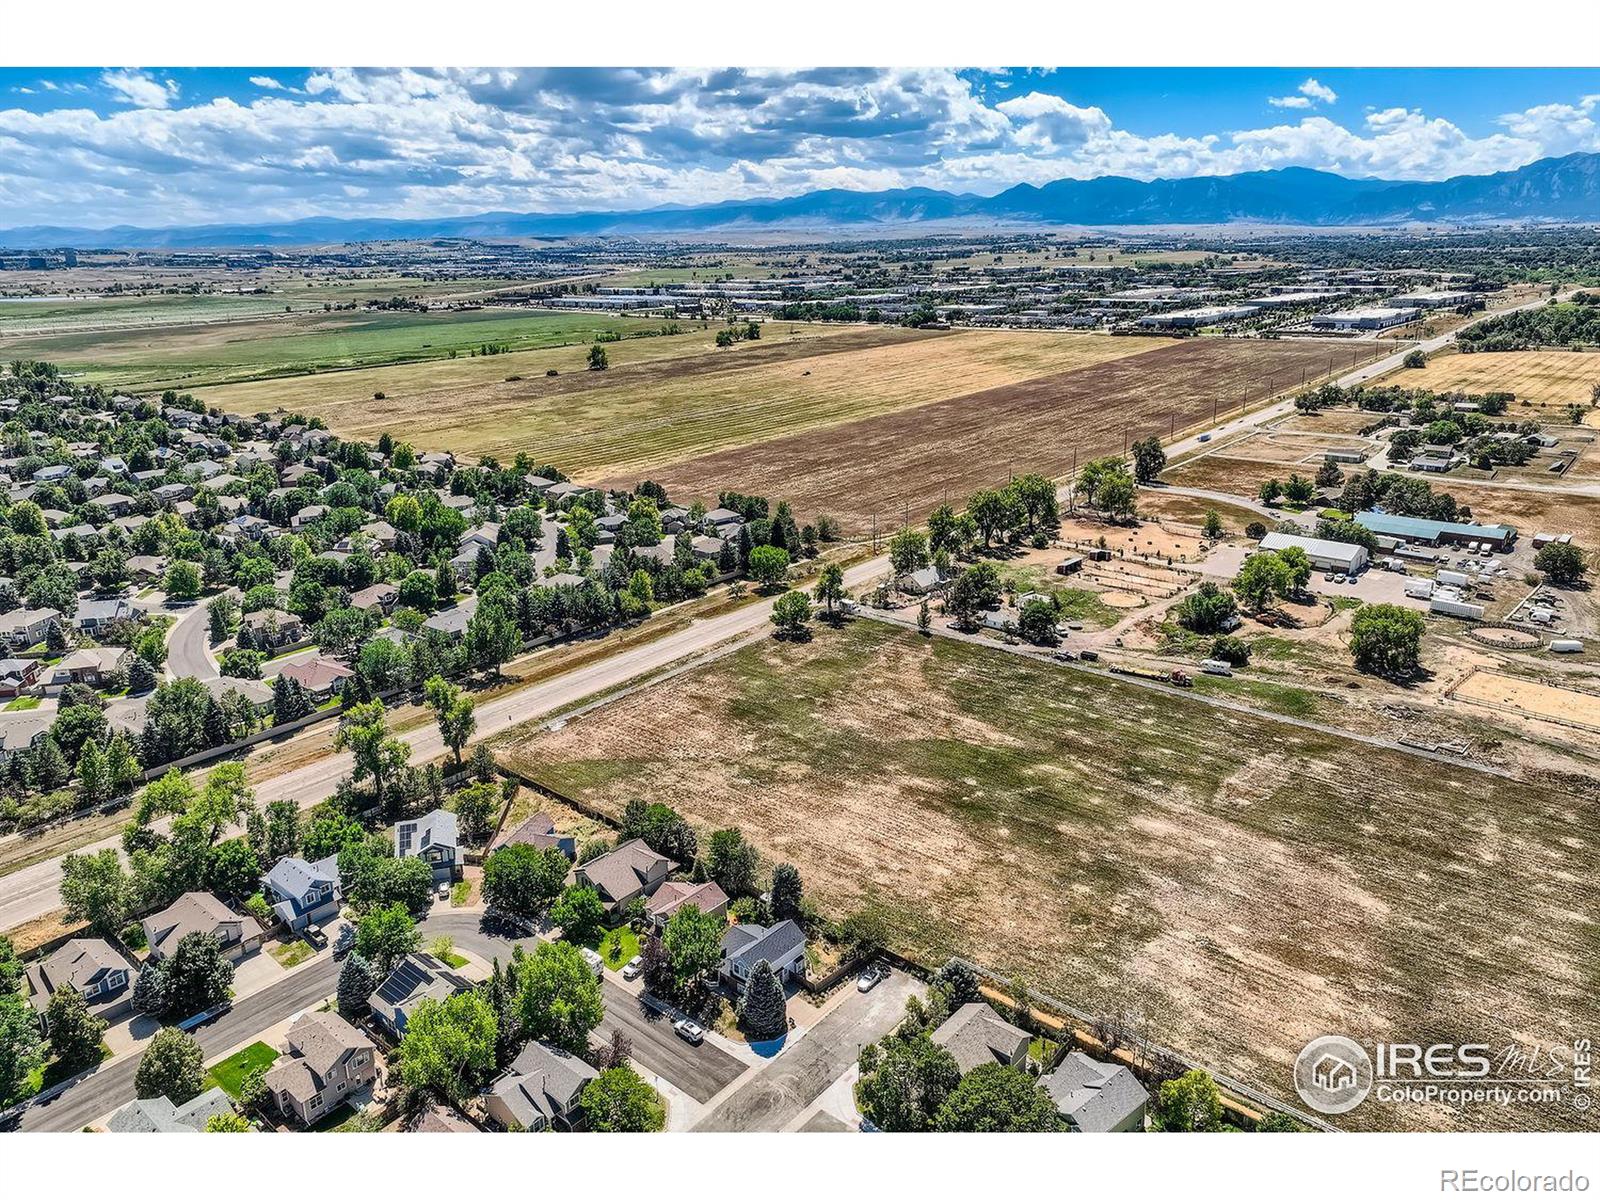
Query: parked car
621 955 644 981
436 880 451 901
303 924 328 950
673 1017 705 1045
332 925 356 958
856 964 888 992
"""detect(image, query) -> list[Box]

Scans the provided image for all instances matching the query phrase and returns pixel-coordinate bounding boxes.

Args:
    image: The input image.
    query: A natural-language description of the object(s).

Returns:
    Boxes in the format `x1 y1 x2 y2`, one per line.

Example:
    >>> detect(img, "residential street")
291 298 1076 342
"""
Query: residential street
0 555 888 932
16 957 340 1131
419 911 748 1104
163 595 222 682
692 968 921 1132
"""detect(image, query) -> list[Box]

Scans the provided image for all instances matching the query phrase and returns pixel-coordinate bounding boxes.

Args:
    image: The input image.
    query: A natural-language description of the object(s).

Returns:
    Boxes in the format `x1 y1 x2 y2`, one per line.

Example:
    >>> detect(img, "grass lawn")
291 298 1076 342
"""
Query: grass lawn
4 696 40 711
449 880 472 907
15 1044 112 1103
204 1042 279 1099
505 618 1599 1132
573 924 640 971
269 939 316 969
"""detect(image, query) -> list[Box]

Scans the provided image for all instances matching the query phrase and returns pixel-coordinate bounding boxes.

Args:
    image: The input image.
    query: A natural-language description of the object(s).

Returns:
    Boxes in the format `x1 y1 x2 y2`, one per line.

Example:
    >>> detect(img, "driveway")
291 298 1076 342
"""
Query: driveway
692 967 921 1132
418 911 746 1104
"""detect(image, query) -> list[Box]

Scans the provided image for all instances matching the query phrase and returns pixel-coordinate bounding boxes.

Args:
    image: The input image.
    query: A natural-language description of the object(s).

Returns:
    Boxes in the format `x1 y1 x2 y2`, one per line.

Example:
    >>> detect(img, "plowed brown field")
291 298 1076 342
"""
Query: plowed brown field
596 338 1385 533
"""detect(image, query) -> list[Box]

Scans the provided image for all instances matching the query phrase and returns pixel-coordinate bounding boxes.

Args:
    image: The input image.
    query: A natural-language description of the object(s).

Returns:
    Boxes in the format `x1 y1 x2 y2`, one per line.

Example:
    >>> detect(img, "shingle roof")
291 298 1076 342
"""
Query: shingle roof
489 1040 598 1128
578 838 670 903
33 937 132 997
931 1002 1031 1075
719 919 806 975
396 808 457 858
646 880 729 922
264 1010 374 1102
142 891 256 957
263 854 339 902
1041 1052 1149 1132
106 1087 235 1132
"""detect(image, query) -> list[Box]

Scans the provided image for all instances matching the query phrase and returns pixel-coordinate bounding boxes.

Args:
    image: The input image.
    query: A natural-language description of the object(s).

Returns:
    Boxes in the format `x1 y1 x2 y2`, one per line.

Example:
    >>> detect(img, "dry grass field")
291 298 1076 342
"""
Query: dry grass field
502 619 1598 1131
202 325 1159 481
603 338 1372 533
1399 350 1600 412
1465 489 1600 549
1159 449 1301 499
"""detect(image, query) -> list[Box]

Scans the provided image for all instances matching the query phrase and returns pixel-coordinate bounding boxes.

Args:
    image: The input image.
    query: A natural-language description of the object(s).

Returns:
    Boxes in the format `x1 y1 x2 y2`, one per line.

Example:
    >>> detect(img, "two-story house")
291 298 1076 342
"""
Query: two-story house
717 919 807 989
261 1010 378 1126
142 891 264 963
261 854 342 932
395 809 459 883
484 1039 598 1131
25 937 139 1029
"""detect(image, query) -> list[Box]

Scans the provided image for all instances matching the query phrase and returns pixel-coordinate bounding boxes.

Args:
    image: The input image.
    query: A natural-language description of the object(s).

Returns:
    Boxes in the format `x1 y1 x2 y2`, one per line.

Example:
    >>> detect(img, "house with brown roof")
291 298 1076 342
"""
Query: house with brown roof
25 937 138 1028
574 837 673 912
645 880 729 931
141 891 264 963
241 608 304 649
261 1010 379 1126
931 1002 1031 1075
278 655 354 700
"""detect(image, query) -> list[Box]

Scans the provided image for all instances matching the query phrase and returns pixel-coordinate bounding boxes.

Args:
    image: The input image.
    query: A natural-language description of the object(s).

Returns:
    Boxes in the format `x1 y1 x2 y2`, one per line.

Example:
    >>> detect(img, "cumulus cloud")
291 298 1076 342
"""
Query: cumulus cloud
1270 77 1337 109
0 68 1590 227
101 69 178 109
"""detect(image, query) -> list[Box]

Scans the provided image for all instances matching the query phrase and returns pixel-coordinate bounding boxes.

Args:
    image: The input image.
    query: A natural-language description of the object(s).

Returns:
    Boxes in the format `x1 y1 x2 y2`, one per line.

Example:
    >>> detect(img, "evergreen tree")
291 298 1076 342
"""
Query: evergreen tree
127 656 158 694
32 736 69 790
272 674 313 724
769 863 804 924
203 697 230 748
738 959 789 1041
45 619 69 655
935 958 981 1008
337 951 376 1019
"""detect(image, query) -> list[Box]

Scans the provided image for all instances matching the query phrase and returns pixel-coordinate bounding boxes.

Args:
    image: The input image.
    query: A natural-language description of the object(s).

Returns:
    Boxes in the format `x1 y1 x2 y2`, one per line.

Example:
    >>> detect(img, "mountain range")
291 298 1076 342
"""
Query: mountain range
3 153 1599 250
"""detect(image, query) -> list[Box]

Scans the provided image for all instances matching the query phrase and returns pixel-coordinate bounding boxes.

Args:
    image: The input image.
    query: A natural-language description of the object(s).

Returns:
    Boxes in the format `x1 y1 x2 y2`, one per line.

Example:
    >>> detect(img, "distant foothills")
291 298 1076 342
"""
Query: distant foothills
4 152 1600 250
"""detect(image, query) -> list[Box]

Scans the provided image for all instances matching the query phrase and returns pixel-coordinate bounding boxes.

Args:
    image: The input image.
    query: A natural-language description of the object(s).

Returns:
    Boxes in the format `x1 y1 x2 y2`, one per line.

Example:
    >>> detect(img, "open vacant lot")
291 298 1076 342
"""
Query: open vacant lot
204 324 1162 482
604 338 1374 533
502 619 1597 1131
1397 349 1600 413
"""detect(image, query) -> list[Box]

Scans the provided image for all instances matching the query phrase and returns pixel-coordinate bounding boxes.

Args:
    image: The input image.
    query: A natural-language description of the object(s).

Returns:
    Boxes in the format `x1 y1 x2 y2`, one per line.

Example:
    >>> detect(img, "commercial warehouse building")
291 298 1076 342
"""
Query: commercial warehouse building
1137 303 1260 328
1389 290 1481 309
1353 511 1516 552
1311 306 1421 331
1258 531 1369 575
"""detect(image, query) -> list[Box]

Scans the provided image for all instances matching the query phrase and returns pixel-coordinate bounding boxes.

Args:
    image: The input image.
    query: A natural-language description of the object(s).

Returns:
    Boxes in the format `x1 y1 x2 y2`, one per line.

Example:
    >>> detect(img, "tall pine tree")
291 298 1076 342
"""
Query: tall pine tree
739 959 788 1041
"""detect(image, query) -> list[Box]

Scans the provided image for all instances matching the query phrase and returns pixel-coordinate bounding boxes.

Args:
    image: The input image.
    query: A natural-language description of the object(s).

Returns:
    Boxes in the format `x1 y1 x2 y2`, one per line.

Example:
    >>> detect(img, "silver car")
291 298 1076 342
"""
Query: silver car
621 955 644 981
673 1017 705 1045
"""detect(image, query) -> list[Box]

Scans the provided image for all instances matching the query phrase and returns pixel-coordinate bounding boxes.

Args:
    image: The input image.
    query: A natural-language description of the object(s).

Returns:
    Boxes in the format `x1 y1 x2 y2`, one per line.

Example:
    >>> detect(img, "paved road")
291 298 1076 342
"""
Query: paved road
692 968 920 1132
16 957 340 1131
0 556 888 932
420 912 746 1103
164 596 222 682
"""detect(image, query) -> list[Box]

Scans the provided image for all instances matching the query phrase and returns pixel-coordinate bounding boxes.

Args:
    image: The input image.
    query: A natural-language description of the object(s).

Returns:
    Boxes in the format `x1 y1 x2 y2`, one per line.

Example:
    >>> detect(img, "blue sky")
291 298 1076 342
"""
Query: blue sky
0 67 1597 228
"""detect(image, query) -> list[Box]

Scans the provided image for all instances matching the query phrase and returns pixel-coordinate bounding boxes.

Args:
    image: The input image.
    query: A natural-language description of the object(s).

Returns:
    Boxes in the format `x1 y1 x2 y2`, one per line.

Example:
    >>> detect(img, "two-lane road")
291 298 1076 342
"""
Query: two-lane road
0 556 889 933
419 912 747 1103
16 957 340 1131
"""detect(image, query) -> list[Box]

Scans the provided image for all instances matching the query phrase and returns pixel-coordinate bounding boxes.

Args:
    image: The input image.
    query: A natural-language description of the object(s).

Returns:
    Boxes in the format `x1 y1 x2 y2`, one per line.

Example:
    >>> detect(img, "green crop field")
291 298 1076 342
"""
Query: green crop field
501 618 1598 1132
0 306 665 392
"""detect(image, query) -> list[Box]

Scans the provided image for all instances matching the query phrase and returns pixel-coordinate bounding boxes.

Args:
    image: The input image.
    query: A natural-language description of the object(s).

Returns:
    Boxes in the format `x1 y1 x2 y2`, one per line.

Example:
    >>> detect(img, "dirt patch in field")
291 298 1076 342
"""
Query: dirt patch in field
1452 668 1600 731
598 339 1381 533
503 620 1599 1131
1161 452 1306 501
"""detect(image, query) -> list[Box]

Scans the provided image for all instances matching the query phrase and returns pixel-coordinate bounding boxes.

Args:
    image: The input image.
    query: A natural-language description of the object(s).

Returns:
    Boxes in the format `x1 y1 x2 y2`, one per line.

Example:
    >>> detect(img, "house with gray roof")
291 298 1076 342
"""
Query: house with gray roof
0 712 55 763
395 808 458 882
490 812 575 858
0 606 60 648
73 596 141 634
262 1010 378 1126
422 595 477 641
261 853 342 932
484 1040 598 1131
931 1002 1031 1075
718 918 806 988
368 953 473 1038
574 837 672 912
1041 1051 1150 1132
26 937 138 1027
105 1087 235 1132
142 891 263 963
